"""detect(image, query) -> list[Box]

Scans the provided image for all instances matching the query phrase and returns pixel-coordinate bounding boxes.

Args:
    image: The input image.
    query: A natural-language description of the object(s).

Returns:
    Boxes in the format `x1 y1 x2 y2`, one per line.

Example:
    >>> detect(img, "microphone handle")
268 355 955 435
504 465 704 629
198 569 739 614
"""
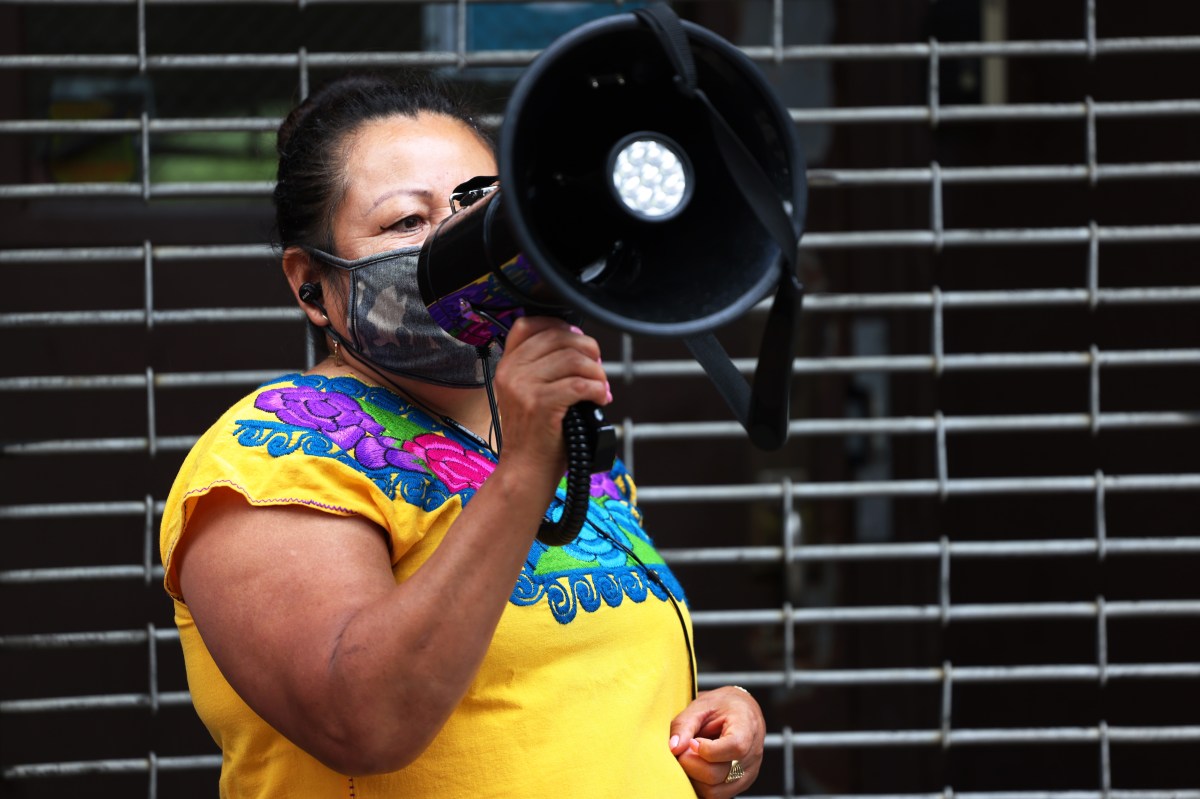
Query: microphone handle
537 401 616 546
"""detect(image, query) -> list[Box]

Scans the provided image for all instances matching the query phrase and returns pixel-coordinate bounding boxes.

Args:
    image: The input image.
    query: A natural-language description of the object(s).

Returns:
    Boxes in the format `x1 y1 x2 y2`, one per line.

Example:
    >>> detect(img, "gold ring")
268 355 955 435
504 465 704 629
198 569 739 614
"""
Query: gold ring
724 759 745 783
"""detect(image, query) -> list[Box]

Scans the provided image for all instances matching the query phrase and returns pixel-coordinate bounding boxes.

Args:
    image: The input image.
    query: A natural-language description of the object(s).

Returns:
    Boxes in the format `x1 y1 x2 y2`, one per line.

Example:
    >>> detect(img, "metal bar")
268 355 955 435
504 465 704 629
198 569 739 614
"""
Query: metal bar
663 537 1200 565
0 118 279 133
639 473 1200 503
697 663 1200 688
7 348 1198 394
1 565 166 584
688 600 1200 627
0 369 289 392
0 308 301 327
3 223 1197 266
4 287 1200 330
0 436 197 455
3 755 221 779
802 287 1200 312
3 474 1198 521
0 244 273 263
4 410 1198 457
4 600 1200 653
807 161 1200 187
0 691 193 714
8 159 1200 199
0 182 275 199
777 793 1200 799
0 628 179 648
791 99 1200 126
760 725 1200 748
2 33 1199 65
6 658 1198 715
5 535 1198 583
799 224 1200 249
0 50 527 70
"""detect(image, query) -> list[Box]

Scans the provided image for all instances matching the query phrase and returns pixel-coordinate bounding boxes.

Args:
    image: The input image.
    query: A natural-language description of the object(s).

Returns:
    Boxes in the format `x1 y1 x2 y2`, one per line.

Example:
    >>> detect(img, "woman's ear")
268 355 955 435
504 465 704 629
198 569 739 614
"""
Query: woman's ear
283 247 329 328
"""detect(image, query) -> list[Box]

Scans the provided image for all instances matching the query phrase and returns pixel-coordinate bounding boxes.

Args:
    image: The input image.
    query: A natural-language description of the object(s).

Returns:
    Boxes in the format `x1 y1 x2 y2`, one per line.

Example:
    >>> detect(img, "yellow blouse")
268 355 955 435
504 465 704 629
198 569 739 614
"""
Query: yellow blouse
161 374 697 798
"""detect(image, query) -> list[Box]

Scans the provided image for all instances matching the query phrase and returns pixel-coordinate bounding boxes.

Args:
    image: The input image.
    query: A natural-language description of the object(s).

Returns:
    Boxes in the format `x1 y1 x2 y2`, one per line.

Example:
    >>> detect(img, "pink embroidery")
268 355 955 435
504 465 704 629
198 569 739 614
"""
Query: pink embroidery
403 433 495 493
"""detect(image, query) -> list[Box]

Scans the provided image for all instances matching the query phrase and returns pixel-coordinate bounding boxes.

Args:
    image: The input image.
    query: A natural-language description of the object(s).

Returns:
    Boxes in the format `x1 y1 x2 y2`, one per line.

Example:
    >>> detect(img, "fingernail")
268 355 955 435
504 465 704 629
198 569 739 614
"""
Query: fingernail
569 325 584 335
605 383 612 404
669 735 679 749
689 739 700 753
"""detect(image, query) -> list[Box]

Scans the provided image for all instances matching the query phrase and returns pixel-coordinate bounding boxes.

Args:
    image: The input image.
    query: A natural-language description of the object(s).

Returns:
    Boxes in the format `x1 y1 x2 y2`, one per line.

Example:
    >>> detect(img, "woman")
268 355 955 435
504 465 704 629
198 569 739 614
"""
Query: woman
160 72 764 798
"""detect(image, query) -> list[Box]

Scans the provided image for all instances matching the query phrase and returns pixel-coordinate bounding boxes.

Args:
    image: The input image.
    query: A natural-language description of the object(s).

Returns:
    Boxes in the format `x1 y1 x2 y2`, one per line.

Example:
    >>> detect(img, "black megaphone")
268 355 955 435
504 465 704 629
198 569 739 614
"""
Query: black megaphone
418 4 807 546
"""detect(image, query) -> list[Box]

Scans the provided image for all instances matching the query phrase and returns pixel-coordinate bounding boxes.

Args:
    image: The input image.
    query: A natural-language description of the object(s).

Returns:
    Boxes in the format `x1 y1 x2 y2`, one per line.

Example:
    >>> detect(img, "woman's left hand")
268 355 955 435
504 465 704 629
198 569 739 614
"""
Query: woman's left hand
669 686 765 797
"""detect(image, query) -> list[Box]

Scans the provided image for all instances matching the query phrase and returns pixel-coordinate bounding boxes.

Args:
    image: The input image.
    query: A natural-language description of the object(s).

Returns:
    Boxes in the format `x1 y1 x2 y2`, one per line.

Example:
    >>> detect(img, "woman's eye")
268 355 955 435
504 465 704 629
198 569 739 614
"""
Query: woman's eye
389 215 423 233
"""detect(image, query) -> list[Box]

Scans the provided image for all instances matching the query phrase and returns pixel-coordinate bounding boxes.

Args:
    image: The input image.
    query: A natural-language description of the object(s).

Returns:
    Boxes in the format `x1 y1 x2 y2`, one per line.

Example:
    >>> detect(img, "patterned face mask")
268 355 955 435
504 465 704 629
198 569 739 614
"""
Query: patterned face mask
305 245 502 388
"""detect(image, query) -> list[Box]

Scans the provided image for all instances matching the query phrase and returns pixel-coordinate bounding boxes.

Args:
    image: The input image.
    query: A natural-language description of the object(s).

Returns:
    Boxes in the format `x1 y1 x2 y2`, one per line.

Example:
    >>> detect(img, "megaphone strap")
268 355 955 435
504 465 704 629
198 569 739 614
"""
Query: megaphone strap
632 4 799 274
697 88 800 272
633 4 697 97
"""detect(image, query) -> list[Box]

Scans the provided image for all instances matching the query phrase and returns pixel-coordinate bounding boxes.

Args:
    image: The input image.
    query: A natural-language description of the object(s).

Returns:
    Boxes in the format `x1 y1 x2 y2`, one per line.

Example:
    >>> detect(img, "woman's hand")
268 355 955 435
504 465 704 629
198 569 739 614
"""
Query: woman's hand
669 686 765 798
491 316 610 482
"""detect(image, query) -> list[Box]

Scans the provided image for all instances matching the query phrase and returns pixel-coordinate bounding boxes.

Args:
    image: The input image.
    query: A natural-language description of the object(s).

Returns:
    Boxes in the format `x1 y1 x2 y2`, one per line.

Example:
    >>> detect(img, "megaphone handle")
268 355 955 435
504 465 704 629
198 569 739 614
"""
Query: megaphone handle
537 401 617 546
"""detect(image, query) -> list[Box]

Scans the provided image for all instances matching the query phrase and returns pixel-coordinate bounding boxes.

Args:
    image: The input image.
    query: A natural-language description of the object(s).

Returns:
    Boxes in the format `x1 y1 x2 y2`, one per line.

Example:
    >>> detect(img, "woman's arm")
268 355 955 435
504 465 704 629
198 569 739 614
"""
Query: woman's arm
175 318 607 775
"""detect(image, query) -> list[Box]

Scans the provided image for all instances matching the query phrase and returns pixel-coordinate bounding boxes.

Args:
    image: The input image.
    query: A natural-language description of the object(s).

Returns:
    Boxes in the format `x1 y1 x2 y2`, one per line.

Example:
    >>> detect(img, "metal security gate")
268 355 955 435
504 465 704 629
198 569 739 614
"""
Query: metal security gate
2 1 1198 797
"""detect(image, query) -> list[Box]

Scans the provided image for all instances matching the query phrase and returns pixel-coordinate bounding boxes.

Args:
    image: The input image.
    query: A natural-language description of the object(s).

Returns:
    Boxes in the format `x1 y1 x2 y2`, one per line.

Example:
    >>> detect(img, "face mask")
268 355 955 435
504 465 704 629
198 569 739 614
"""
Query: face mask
305 245 502 388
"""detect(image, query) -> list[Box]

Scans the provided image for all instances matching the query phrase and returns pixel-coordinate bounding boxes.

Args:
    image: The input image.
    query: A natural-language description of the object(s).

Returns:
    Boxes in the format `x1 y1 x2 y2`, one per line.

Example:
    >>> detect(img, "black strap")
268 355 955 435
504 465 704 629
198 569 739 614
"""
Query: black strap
633 5 697 97
632 4 798 272
637 4 804 450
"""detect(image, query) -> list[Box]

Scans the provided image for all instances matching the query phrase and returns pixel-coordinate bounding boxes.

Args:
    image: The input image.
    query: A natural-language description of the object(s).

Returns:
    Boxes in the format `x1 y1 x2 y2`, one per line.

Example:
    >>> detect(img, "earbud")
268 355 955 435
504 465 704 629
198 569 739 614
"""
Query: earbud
299 282 322 304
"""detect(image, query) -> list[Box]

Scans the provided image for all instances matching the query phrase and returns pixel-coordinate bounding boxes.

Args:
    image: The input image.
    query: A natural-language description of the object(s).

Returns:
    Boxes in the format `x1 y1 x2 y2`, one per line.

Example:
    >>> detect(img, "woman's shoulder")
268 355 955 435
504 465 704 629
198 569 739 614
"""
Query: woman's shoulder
218 371 438 450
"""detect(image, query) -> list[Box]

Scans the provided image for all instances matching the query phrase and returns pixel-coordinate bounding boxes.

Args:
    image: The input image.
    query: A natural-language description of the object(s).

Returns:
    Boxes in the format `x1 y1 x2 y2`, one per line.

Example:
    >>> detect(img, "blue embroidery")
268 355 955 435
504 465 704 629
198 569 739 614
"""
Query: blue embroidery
510 563 687 624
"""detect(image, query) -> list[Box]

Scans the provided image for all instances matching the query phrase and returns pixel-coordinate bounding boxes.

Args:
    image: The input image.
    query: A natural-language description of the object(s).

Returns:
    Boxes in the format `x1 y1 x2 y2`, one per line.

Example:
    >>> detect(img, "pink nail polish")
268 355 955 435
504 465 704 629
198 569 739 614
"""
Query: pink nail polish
689 739 700 753
669 735 679 749
569 325 584 335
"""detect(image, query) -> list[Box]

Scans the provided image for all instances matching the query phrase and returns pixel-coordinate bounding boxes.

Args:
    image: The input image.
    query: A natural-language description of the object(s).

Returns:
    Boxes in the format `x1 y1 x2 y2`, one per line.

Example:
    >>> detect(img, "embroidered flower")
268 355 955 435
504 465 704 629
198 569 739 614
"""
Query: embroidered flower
255 386 383 450
590 472 622 500
601 498 652 545
563 523 630 569
403 433 494 493
355 435 424 472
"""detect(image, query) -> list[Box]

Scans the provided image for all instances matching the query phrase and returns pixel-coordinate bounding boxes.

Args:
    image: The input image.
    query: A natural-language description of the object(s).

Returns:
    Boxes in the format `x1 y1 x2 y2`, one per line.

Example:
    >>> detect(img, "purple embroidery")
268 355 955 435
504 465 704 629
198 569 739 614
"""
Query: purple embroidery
255 386 383 451
356 436 423 472
590 472 621 500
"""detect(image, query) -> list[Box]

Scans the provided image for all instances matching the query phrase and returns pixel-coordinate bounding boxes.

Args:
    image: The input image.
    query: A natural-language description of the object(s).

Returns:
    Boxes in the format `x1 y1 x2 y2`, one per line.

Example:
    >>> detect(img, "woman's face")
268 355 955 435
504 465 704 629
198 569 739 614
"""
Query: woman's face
331 112 497 260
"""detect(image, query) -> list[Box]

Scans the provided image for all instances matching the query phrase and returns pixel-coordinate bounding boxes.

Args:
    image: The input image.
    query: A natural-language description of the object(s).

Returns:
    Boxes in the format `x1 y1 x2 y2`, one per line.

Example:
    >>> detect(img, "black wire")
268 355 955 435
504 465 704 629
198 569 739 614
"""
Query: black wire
319 324 499 457
477 343 503 454
589 523 699 701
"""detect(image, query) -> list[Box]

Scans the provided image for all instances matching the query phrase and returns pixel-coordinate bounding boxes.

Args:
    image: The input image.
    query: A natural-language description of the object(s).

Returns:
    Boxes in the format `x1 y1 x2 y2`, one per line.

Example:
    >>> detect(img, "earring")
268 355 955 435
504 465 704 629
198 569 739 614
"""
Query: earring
331 338 343 368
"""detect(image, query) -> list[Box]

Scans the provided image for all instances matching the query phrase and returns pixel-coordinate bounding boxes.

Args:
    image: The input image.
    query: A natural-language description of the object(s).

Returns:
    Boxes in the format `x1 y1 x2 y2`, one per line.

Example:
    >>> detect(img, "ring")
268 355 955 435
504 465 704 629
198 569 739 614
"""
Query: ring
724 759 745 783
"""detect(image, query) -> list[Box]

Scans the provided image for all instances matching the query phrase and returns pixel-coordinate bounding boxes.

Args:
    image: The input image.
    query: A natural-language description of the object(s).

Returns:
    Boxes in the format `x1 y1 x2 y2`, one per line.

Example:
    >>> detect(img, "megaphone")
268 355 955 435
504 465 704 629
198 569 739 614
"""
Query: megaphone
418 4 807 545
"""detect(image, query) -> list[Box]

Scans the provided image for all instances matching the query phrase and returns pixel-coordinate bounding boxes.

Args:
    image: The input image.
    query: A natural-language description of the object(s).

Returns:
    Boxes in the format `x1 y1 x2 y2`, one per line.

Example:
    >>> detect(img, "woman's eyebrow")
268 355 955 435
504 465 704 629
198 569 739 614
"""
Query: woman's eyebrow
366 187 434 215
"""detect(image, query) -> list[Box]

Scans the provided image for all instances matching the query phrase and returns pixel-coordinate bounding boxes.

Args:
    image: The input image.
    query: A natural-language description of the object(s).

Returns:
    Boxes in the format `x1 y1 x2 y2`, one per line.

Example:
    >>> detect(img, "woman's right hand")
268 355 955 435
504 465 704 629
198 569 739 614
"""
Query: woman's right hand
489 316 610 484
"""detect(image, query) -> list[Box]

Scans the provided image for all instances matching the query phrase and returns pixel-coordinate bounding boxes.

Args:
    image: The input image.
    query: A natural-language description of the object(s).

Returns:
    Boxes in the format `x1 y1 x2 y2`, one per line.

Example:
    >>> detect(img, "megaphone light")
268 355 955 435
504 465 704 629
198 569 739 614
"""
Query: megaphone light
608 132 693 222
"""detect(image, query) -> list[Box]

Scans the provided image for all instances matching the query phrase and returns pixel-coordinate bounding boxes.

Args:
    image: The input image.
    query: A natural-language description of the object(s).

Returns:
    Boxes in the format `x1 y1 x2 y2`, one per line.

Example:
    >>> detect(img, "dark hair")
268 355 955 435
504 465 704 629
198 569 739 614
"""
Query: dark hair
273 71 493 256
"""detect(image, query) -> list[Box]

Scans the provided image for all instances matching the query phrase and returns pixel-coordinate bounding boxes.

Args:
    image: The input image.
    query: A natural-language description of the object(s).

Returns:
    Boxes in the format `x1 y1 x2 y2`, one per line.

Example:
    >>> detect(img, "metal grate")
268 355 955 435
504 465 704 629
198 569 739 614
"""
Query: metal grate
2 1 1198 797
